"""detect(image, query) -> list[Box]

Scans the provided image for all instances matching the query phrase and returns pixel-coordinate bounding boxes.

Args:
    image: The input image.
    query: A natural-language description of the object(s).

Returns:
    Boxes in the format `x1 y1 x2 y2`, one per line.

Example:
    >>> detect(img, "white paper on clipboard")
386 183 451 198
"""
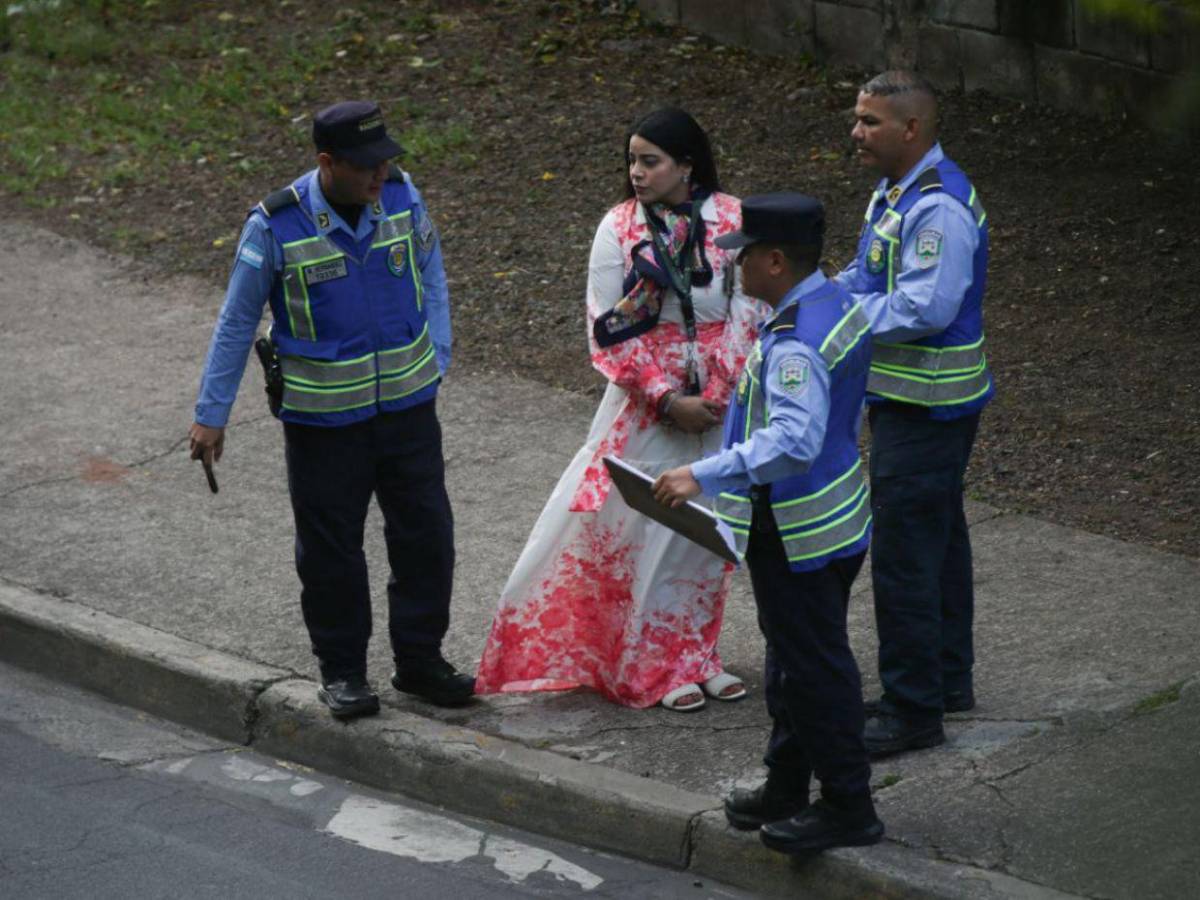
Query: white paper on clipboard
602 456 740 566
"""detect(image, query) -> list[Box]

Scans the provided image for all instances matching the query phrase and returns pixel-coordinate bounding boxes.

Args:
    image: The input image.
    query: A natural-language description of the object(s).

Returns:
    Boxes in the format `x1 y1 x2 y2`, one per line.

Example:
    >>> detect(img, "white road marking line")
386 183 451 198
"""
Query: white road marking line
325 794 601 890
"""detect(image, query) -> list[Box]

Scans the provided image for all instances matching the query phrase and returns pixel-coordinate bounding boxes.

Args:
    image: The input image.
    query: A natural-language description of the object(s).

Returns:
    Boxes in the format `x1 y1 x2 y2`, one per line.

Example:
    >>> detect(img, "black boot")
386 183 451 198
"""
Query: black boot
392 654 475 707
724 774 809 831
317 675 380 720
864 688 974 717
760 798 884 855
864 711 944 759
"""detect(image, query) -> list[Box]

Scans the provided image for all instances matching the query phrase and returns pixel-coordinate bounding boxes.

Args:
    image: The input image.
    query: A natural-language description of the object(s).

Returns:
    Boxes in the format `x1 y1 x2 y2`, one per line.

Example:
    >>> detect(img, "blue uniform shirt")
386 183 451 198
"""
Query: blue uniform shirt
835 143 978 343
194 169 451 428
691 271 834 497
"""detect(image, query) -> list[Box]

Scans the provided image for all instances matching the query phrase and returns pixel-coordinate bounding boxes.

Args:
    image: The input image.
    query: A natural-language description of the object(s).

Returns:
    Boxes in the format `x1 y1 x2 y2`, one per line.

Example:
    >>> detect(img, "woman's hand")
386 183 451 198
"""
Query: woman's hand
664 395 724 434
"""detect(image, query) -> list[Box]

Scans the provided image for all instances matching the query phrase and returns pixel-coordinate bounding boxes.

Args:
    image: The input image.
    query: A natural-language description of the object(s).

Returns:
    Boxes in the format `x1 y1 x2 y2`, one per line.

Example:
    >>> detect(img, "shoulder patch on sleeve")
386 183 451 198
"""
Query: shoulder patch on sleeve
417 210 436 252
915 228 943 269
777 354 810 397
237 240 265 270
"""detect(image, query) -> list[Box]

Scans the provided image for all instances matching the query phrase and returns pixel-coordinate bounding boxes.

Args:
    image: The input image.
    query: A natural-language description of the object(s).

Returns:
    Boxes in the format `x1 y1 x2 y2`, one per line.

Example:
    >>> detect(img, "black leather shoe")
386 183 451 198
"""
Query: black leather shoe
864 688 974 717
317 677 380 720
391 656 475 707
864 711 945 759
760 799 884 855
724 780 809 831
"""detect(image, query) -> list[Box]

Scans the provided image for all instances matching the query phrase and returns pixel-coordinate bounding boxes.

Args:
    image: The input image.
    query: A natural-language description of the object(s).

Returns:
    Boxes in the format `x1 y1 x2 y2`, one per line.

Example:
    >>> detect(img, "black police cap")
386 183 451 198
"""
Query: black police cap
714 193 825 250
312 100 403 167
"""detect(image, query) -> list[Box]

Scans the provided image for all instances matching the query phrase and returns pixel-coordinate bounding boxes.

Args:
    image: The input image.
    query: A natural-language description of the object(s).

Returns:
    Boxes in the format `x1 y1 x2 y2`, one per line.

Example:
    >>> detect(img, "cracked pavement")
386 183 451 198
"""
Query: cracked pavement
1 217 1199 898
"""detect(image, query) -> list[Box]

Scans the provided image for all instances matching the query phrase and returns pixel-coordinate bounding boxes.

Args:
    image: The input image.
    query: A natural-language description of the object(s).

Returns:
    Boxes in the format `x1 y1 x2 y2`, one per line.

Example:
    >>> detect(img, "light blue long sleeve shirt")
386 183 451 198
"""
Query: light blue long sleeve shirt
691 271 833 497
193 169 450 428
835 143 978 343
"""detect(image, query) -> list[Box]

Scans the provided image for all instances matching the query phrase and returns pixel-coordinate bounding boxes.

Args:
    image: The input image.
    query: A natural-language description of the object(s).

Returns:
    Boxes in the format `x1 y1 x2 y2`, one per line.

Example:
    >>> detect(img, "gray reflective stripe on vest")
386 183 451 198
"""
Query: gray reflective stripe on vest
773 459 867 532
818 303 871 370
871 337 985 375
713 494 751 559
281 379 377 414
872 209 902 243
379 346 439 402
280 351 376 387
780 487 872 563
371 212 413 248
868 358 992 406
280 235 345 341
378 324 433 377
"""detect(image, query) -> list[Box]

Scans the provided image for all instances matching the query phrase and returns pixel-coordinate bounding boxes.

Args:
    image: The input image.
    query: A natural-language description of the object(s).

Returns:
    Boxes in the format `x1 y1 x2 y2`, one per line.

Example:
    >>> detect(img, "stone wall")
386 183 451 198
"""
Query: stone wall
636 0 1197 123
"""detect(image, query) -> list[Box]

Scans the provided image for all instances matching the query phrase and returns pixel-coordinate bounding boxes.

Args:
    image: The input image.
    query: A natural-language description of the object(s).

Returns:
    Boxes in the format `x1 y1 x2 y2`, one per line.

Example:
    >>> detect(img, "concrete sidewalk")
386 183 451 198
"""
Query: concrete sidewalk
1 217 1196 898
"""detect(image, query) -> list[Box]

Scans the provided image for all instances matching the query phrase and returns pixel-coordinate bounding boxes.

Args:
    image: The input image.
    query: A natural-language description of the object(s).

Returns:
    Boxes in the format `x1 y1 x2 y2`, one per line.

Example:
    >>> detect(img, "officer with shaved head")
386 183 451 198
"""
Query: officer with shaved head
836 71 995 758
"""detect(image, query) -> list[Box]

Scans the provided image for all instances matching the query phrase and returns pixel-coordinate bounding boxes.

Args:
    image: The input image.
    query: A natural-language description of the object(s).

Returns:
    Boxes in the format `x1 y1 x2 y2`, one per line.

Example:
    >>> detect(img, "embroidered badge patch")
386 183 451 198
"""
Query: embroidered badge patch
736 368 750 405
303 257 348 286
316 211 331 231
866 238 886 275
915 229 943 269
778 355 810 397
237 241 265 270
387 242 408 277
886 185 904 206
372 201 383 216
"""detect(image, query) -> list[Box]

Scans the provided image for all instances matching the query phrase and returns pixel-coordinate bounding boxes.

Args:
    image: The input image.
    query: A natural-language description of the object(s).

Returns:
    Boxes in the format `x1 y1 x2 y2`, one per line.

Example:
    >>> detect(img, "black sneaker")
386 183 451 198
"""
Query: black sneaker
864 711 945 759
317 676 380 720
760 799 884 855
391 656 475 707
724 779 809 831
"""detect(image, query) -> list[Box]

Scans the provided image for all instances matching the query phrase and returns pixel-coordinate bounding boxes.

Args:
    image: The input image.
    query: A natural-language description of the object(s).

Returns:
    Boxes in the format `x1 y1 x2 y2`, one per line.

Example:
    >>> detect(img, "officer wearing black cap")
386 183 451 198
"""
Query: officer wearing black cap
189 100 474 719
655 193 883 855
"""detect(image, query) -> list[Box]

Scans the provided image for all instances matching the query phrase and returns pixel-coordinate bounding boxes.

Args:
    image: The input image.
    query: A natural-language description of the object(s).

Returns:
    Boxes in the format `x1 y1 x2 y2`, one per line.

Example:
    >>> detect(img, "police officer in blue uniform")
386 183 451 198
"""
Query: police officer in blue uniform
654 194 883 855
189 101 474 719
836 71 994 757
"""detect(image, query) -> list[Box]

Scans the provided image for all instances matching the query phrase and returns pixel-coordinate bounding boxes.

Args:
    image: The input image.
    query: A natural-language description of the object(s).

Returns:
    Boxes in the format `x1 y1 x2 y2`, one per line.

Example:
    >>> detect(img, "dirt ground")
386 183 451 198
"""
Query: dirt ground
9 0 1198 557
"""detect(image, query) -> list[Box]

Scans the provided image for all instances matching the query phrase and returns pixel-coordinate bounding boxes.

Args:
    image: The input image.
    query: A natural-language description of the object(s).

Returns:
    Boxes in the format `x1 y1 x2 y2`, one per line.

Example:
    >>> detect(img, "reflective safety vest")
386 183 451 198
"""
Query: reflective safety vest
714 279 873 573
854 158 994 420
257 167 439 427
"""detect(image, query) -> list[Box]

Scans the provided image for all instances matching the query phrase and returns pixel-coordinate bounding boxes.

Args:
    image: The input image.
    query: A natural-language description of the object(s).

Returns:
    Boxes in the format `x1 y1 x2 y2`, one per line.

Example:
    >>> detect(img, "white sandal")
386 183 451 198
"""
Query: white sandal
661 683 706 711
702 672 747 701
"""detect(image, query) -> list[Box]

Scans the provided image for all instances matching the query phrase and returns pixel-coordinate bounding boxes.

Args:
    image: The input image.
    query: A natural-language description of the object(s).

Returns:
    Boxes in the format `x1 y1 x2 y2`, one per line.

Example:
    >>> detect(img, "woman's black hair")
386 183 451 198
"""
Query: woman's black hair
623 107 721 199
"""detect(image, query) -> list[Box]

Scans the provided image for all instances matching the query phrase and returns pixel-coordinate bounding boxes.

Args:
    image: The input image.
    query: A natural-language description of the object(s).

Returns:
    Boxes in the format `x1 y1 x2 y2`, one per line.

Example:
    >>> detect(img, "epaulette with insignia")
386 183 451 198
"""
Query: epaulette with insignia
387 163 406 182
917 168 943 192
769 304 800 332
257 186 300 217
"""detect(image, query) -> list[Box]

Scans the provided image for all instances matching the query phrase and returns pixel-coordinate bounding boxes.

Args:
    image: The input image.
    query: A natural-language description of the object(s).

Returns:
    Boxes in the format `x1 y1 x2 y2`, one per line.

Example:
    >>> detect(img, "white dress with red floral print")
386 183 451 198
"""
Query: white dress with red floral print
475 193 766 708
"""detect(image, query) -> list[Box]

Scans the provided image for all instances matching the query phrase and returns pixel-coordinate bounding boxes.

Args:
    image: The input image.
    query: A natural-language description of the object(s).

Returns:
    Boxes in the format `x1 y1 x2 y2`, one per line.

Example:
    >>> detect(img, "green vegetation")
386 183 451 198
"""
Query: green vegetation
878 774 903 789
1133 682 1184 715
0 0 475 200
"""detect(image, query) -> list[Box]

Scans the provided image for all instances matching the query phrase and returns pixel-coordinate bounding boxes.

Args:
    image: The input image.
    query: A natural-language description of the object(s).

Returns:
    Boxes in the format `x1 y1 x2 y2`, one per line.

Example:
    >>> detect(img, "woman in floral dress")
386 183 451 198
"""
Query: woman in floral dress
476 108 765 710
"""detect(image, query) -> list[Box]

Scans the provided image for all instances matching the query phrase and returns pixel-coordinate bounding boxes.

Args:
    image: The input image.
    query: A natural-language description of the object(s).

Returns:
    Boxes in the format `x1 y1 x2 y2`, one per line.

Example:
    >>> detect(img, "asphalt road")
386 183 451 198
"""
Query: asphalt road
0 661 749 900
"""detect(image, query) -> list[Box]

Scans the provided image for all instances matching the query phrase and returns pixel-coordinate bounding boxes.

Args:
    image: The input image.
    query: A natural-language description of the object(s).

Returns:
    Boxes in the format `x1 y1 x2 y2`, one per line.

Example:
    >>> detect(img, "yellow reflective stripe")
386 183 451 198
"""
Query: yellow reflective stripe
819 303 871 371
281 267 317 341
773 461 866 530
715 492 752 527
781 490 872 562
280 352 376 387
371 212 413 249
968 186 987 227
377 324 432 375
379 350 439 402
873 209 902 243
867 364 992 406
281 380 377 413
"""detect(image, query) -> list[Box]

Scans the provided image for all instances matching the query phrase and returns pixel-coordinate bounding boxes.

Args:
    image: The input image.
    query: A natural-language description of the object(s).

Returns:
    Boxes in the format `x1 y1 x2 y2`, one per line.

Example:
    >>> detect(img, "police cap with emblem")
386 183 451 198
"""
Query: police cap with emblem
312 100 403 167
714 192 824 250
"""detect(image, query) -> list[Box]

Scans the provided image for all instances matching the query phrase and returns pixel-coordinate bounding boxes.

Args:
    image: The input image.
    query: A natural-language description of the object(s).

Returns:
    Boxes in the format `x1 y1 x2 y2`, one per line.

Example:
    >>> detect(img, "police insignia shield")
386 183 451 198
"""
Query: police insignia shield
915 229 943 269
317 211 331 230
778 355 810 397
387 242 408 277
736 367 750 405
417 212 436 253
886 185 903 206
866 238 886 274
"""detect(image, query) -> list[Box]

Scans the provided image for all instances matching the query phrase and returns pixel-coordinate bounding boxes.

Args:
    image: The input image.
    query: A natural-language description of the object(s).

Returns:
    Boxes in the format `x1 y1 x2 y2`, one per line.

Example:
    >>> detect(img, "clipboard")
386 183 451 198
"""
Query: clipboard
603 456 740 565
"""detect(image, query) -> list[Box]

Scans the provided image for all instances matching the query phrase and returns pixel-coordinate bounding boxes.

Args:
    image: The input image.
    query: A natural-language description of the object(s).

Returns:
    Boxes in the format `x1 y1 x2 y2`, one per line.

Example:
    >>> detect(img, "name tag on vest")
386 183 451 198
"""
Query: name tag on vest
304 258 348 286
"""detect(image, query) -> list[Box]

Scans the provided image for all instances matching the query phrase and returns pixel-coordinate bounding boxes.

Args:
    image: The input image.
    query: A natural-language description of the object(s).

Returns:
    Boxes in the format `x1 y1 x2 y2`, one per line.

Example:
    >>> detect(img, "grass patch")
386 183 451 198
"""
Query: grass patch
0 0 475 202
1133 682 1183 715
877 774 903 789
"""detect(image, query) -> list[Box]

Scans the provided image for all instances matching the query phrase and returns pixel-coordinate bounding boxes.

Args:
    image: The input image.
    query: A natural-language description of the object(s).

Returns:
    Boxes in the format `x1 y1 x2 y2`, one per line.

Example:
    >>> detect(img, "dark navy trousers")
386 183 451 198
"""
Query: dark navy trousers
746 524 871 803
868 403 980 721
283 400 455 681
